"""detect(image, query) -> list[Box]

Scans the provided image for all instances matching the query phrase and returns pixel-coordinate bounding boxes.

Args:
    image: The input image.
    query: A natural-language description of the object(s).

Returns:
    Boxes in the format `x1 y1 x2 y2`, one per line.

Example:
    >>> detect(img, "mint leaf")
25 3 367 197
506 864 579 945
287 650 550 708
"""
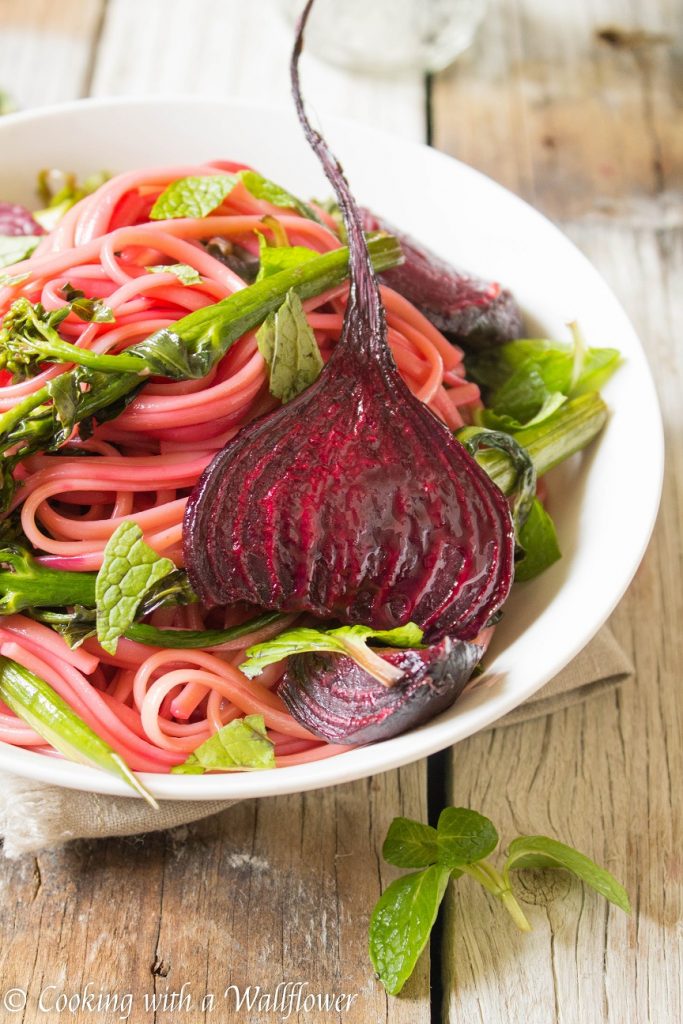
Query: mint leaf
150 174 238 220
256 288 324 404
240 170 322 223
369 865 450 995
505 835 631 913
240 621 423 679
61 283 114 324
382 817 439 868
146 263 203 285
171 714 275 774
436 807 499 867
514 498 561 582
95 522 175 654
573 346 621 395
256 237 319 282
0 235 41 269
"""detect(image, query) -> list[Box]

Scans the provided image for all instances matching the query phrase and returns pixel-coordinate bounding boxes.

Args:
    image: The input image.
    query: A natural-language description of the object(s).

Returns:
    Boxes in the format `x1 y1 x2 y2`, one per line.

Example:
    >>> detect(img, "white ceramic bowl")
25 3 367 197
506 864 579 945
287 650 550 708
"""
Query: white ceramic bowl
0 98 663 800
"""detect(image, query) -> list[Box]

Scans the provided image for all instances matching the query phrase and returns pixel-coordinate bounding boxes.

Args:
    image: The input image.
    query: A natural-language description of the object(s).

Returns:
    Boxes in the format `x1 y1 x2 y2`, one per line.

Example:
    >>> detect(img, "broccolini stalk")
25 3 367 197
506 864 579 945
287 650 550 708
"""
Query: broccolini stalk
457 392 608 494
0 654 157 804
0 235 402 508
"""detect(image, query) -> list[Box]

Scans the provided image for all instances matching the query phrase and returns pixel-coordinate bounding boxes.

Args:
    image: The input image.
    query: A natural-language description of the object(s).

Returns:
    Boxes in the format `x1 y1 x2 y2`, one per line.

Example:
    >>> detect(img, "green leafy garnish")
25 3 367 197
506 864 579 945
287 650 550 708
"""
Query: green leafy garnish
514 497 562 581
61 283 114 323
150 174 239 220
382 818 439 869
256 288 324 404
0 235 41 270
504 836 631 913
370 806 631 995
369 866 450 996
241 621 423 687
150 170 322 224
95 522 176 654
468 324 620 432
34 169 109 231
146 262 203 285
240 169 323 223
171 714 275 774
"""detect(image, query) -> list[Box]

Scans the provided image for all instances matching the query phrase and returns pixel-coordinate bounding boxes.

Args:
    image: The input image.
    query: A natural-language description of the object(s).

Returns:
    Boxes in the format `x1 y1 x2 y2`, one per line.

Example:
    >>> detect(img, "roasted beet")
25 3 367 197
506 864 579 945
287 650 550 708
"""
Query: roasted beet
278 636 483 744
0 202 45 237
361 208 522 349
183 0 515 643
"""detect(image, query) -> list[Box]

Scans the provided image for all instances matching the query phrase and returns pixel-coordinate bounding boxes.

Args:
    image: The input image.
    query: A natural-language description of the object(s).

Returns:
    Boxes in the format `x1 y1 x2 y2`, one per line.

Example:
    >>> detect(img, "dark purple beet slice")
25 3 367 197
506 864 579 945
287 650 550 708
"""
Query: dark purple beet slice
183 0 515 643
361 208 522 349
0 202 45 237
278 636 483 744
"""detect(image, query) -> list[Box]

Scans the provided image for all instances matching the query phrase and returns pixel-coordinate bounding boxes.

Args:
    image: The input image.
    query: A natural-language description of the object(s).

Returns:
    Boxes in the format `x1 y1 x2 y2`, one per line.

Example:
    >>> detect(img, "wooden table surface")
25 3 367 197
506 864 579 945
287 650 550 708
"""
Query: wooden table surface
0 2 681 1022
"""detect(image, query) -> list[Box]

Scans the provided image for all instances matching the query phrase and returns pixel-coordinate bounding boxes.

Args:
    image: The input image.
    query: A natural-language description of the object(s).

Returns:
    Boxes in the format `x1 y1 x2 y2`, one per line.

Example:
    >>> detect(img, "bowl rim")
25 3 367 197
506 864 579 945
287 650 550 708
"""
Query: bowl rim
0 95 664 800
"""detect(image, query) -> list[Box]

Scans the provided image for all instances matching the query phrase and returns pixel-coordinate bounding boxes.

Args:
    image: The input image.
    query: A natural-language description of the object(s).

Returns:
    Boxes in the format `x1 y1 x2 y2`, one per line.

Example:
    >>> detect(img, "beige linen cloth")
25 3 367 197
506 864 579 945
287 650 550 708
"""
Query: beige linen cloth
0 627 632 858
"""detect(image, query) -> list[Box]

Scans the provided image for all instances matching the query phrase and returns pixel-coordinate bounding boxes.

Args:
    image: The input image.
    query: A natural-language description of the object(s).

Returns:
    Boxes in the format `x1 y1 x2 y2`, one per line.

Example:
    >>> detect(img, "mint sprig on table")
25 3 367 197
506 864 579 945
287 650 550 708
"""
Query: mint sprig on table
370 807 630 995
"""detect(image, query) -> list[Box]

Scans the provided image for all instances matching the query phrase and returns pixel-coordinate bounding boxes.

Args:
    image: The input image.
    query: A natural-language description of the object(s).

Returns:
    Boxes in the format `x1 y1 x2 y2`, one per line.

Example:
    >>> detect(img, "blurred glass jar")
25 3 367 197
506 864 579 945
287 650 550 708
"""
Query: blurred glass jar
275 0 487 74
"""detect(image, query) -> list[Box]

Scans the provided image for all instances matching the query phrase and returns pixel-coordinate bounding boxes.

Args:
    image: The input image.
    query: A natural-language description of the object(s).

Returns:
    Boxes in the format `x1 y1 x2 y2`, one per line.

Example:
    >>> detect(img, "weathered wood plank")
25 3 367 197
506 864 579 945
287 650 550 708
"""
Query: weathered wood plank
434 0 682 1020
0 770 429 1023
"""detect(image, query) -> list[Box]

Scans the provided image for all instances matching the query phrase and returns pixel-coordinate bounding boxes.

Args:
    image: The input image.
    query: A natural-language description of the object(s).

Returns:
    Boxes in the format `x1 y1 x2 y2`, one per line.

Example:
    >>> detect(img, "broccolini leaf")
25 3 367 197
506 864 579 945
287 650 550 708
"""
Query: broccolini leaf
171 714 275 774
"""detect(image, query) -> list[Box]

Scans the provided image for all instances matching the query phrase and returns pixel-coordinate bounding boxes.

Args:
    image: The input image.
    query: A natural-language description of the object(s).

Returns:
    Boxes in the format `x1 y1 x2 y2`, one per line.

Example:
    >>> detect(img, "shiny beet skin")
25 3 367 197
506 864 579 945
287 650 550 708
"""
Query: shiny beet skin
361 208 523 350
278 635 484 744
184 336 515 642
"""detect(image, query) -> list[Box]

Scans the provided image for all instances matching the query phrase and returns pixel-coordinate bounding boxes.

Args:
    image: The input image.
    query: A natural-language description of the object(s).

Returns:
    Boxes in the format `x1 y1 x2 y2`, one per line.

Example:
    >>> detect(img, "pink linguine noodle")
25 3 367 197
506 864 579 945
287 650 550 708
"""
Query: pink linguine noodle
0 163 481 773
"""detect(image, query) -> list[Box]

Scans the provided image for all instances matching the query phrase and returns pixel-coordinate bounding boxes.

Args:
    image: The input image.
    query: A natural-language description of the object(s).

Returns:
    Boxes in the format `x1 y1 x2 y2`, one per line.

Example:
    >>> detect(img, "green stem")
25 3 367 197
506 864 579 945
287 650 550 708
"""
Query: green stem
0 655 157 805
462 860 532 931
0 550 97 613
457 391 608 495
124 612 286 648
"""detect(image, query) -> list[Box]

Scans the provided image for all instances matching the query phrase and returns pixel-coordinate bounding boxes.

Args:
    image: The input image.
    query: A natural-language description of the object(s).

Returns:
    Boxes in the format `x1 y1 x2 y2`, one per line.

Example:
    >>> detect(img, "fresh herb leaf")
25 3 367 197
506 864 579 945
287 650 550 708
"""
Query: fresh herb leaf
95 522 175 654
382 817 439 868
240 169 322 223
0 234 41 269
150 174 238 220
514 498 561 581
146 263 203 285
504 835 631 913
171 714 275 774
370 807 630 995
256 288 324 404
369 865 450 995
240 621 423 681
61 283 114 323
436 807 499 867
468 329 621 431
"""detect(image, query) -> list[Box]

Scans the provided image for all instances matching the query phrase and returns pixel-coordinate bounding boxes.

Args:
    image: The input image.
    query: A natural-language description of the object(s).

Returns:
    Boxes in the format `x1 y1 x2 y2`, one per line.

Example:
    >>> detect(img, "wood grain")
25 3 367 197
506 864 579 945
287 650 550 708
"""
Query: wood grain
435 1 683 1021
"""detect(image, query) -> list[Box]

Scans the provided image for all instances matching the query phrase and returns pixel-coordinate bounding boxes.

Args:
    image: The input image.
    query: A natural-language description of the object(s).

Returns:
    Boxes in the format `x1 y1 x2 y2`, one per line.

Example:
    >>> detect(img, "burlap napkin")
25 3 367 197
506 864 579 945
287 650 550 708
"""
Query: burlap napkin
0 627 632 858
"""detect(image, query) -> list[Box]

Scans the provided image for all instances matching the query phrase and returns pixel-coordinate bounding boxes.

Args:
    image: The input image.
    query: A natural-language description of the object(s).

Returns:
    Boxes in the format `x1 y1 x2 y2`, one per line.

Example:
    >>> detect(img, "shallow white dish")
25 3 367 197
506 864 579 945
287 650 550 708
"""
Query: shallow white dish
0 97 663 800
